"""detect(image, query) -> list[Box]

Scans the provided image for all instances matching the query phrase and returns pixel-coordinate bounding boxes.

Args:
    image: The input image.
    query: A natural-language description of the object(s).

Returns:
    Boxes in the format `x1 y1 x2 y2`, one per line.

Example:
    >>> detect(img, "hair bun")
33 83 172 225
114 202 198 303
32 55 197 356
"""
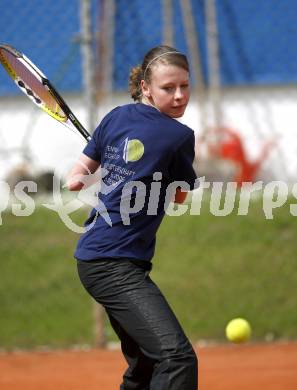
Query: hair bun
129 65 143 102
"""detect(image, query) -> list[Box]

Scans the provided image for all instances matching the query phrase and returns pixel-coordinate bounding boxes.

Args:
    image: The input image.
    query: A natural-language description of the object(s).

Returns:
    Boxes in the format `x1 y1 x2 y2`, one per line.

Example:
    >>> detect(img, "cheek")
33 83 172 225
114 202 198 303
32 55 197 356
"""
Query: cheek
152 90 170 104
184 89 190 100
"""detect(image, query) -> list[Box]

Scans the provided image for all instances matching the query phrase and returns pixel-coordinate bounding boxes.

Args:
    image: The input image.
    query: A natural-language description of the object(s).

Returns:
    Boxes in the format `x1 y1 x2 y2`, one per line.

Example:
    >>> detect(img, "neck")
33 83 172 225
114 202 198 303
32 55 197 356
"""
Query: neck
141 97 160 112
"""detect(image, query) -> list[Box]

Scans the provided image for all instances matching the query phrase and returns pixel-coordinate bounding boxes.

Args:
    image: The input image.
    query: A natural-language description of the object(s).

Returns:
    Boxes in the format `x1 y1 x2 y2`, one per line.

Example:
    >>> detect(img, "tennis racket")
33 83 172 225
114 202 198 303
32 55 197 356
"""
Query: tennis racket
0 44 91 142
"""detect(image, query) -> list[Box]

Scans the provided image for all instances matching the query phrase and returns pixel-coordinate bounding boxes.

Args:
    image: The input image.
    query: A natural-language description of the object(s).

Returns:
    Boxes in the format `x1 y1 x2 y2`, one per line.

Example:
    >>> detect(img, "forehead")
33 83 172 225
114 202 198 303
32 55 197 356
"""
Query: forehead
150 63 189 83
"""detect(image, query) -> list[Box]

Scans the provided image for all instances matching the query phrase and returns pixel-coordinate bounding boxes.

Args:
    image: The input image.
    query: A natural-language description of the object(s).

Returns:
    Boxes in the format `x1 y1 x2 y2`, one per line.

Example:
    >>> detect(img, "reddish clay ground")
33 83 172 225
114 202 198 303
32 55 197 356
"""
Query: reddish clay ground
0 342 296 389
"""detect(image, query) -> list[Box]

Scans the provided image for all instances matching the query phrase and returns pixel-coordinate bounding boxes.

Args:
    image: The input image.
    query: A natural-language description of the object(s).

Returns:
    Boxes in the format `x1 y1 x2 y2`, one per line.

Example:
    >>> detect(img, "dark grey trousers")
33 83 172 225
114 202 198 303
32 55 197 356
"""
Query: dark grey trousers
77 259 198 390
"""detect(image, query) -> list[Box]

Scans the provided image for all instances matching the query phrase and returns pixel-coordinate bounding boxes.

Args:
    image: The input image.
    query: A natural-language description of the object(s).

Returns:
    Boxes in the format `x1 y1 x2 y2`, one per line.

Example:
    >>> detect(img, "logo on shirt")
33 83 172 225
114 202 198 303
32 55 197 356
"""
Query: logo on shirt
123 138 144 163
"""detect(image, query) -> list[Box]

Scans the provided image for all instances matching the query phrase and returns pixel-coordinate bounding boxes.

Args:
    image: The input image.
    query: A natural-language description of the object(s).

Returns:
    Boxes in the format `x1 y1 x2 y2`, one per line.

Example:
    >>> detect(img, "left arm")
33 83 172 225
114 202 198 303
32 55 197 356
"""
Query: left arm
173 187 188 204
170 132 198 203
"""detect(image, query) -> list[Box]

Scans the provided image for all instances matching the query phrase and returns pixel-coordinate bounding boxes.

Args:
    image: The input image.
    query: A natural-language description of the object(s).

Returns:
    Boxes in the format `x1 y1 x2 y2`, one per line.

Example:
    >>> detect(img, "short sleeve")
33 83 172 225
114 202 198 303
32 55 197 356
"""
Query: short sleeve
82 124 102 163
169 131 198 190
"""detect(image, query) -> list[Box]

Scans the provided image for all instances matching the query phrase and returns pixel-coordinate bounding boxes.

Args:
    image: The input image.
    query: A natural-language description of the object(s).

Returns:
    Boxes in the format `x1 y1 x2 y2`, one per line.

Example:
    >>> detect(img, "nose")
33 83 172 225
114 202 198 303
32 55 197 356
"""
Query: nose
174 87 183 100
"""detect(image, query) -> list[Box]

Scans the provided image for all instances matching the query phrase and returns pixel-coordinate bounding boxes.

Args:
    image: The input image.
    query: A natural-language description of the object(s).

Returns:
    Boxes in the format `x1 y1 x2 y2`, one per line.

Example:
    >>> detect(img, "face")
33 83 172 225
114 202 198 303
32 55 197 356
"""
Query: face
141 63 190 118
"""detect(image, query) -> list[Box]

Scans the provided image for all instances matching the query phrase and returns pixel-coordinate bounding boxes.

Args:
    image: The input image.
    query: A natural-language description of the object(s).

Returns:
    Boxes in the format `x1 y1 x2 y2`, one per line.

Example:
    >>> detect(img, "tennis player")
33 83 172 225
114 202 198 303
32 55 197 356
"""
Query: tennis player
67 45 198 389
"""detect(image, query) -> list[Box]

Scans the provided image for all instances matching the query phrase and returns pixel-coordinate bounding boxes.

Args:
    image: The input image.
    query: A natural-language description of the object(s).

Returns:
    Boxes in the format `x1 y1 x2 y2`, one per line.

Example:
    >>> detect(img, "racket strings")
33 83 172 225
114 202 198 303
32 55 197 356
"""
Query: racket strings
1 49 67 122
17 80 42 105
0 44 90 142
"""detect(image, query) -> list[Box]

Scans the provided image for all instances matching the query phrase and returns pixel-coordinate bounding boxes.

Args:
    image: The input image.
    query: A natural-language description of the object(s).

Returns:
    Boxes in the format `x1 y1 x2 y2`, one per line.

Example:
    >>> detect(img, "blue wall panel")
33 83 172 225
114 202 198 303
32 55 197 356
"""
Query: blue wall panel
0 0 296 96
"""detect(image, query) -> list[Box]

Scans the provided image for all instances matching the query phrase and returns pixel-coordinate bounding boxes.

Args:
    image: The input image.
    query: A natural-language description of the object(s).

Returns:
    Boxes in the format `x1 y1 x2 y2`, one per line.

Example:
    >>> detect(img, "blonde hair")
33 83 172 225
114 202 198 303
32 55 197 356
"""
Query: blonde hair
129 45 189 102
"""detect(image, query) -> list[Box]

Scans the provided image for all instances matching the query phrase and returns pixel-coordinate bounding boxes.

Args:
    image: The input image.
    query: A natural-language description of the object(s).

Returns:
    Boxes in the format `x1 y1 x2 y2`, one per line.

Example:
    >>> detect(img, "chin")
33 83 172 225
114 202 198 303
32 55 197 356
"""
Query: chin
170 109 186 118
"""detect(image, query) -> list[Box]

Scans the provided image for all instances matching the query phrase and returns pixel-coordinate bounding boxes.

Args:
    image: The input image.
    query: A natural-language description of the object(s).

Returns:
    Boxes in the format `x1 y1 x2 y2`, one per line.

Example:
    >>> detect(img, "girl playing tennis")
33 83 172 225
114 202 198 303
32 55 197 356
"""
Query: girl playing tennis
67 45 198 389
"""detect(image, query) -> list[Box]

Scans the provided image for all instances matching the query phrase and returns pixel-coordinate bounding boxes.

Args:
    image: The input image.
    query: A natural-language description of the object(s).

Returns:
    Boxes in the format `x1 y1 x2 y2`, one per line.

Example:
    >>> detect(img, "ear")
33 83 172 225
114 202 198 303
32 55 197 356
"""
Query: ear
141 80 151 98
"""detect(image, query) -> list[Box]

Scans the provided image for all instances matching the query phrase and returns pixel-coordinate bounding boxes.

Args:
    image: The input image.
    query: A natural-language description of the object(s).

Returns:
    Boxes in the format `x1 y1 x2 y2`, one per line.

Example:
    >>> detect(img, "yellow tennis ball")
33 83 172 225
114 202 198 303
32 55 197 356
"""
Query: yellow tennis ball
126 139 144 162
225 318 252 343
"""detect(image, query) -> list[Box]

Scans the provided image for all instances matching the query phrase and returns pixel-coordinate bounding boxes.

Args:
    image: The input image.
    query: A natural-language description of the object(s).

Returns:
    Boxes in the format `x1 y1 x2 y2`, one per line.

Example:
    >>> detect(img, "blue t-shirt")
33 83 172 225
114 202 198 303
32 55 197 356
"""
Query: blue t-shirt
74 103 198 262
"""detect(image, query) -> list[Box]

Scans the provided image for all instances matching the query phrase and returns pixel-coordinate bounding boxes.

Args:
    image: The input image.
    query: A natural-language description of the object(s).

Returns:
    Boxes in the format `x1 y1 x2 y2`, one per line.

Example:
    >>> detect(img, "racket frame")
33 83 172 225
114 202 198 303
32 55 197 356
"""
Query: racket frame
0 44 91 142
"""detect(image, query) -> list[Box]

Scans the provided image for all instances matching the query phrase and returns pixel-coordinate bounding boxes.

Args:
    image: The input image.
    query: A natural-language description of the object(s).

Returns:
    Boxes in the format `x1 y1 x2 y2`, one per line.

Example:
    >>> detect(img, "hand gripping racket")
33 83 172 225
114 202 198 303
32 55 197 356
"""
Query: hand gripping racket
0 44 91 142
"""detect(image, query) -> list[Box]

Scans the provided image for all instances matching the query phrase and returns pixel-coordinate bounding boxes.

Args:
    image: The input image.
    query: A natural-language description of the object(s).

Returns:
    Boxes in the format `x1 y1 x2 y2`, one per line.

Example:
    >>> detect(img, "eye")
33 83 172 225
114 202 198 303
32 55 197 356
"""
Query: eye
181 83 189 89
161 85 175 92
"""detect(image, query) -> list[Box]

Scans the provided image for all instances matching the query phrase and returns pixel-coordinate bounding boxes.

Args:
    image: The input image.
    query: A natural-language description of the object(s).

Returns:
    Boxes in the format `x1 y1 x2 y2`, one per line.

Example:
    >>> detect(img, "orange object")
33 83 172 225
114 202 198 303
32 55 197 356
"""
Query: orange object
206 127 274 186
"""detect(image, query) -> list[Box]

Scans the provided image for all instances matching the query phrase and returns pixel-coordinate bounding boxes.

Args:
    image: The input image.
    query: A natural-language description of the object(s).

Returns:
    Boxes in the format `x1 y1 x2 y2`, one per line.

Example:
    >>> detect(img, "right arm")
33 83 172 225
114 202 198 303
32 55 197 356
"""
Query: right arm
66 153 100 191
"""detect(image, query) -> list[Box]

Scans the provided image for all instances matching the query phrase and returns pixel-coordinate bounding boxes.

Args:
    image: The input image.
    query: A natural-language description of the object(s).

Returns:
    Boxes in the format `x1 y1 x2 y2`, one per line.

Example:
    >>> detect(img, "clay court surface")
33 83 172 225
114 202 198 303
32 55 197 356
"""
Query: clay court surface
0 342 296 389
